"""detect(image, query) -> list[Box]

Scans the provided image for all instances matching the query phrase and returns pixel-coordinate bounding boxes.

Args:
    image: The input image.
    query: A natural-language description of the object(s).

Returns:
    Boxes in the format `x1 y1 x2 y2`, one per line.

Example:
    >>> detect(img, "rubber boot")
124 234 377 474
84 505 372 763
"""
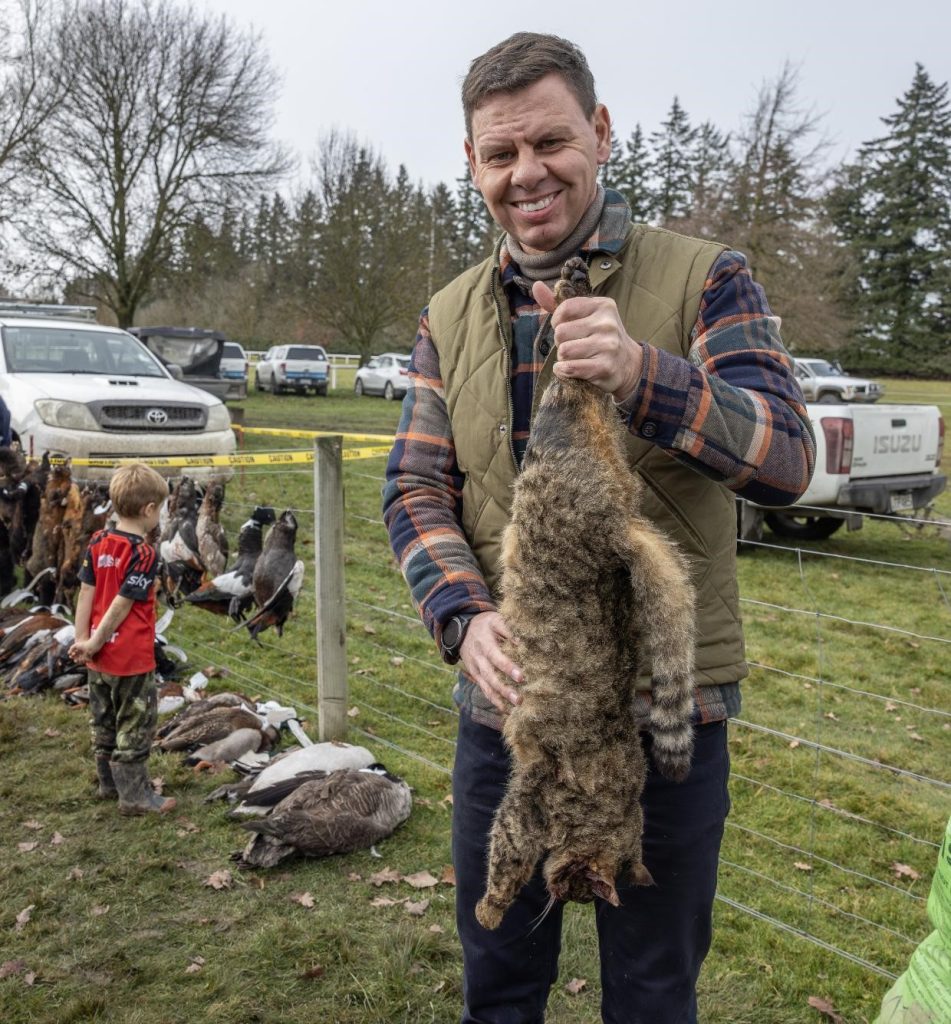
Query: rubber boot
95 754 118 800
111 761 176 816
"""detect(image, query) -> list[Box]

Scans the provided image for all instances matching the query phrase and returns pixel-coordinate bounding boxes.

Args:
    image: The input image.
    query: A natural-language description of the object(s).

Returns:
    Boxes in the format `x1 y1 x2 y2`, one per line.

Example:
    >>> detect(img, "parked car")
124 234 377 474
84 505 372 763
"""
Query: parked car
255 344 329 395
0 302 236 480
219 341 249 398
737 401 945 542
354 352 411 400
792 357 883 404
127 325 245 401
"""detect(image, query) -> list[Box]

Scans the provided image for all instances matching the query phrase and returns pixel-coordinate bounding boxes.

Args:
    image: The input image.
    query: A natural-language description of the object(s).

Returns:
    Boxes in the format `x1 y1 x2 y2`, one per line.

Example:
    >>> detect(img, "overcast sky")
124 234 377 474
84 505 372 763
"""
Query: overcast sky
199 2 946 192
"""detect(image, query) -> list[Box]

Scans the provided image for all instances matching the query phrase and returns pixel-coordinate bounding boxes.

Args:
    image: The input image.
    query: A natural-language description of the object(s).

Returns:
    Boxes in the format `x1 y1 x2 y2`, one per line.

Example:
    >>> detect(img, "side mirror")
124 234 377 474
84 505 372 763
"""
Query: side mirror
167 363 184 381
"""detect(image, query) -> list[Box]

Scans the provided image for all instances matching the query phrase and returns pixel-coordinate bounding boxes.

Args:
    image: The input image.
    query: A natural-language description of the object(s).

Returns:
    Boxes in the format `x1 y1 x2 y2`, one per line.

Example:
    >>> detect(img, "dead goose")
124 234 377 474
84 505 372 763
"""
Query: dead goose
237 765 412 869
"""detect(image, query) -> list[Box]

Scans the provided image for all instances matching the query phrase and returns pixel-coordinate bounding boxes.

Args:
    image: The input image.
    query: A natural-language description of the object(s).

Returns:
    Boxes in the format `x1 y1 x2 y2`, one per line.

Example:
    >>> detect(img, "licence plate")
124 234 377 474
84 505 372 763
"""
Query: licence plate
891 492 914 512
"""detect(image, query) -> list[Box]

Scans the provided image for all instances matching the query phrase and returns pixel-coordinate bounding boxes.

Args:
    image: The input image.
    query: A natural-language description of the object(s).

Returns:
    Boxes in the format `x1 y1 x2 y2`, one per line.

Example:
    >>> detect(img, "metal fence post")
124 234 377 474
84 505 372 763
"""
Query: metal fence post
314 435 348 740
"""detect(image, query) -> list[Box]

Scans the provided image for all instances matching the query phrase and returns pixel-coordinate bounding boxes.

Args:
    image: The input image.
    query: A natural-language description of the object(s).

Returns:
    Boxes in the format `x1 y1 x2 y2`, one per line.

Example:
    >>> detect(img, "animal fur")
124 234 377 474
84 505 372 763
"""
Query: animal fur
475 257 697 931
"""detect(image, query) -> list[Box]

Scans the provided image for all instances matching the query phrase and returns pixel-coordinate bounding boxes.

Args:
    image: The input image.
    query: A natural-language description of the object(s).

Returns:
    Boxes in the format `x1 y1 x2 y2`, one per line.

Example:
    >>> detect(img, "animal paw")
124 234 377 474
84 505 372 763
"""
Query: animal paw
475 897 505 930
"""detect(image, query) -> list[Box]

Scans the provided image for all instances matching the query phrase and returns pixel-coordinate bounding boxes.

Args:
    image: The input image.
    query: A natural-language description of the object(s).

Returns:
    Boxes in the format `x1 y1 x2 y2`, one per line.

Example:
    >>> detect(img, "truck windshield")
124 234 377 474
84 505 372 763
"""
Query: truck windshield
2 326 167 377
802 359 842 376
287 346 326 360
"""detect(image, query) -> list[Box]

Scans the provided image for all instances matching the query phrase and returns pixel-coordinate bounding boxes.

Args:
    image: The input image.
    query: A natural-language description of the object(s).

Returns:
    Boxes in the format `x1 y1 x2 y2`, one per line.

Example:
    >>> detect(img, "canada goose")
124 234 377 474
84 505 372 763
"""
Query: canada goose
237 765 412 868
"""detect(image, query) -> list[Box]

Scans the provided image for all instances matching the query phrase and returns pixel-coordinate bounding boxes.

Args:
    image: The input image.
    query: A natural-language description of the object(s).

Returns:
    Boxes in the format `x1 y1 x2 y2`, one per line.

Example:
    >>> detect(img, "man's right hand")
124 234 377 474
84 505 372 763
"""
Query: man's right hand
459 611 524 713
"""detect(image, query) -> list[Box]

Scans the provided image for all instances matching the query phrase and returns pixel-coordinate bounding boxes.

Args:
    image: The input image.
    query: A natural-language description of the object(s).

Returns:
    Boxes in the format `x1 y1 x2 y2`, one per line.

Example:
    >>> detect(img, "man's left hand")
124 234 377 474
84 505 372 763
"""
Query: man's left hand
532 280 644 403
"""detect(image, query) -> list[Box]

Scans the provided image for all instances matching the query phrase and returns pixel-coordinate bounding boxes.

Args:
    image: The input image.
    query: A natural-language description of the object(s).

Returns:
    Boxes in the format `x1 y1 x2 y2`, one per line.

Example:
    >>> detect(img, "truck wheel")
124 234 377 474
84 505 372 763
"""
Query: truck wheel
354 379 364 396
383 381 395 401
817 393 840 404
764 512 844 540
255 373 264 392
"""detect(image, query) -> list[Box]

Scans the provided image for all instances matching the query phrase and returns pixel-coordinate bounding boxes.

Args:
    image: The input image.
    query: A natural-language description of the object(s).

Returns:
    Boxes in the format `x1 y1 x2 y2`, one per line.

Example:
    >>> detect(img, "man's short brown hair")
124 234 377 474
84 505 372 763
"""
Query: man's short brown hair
108 462 169 517
462 33 597 140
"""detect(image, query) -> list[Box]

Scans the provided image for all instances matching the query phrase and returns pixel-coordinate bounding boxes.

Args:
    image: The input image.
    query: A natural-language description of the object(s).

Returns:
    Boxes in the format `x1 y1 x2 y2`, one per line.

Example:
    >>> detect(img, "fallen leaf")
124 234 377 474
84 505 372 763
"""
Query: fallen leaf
402 871 439 889
428 924 444 934
22 820 43 830
23 971 36 986
363 624 376 635
50 832 65 846
390 656 405 667
349 655 361 664
14 905 35 932
184 956 205 974
0 960 27 979
369 867 400 887
433 980 446 993
910 687 922 695
291 892 315 908
44 728 62 737
90 905 110 916
823 712 839 721
204 869 233 890
440 865 456 886
908 732 925 742
370 896 404 908
346 872 362 882
565 978 587 995
347 706 360 718
892 862 920 881
404 899 430 916
67 866 84 881
301 964 325 980
807 995 843 1023
440 794 454 806
788 739 800 749
794 861 813 872
884 701 897 712
175 818 200 833
17 842 38 853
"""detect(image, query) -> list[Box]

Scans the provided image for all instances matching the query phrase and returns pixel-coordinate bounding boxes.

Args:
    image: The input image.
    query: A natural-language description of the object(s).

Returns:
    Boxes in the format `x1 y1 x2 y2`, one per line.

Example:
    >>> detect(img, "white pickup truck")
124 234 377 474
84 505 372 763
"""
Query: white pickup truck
793 357 884 404
737 402 946 541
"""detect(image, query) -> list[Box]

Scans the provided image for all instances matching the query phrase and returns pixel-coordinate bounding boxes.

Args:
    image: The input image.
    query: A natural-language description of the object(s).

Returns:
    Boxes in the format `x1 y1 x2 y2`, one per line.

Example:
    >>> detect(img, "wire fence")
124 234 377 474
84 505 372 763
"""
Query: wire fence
159 443 949 986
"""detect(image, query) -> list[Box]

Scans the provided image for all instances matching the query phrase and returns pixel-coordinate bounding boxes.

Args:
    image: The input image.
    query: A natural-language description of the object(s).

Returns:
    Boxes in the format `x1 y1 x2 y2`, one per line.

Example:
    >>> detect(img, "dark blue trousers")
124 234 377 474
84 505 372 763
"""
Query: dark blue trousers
452 712 731 1024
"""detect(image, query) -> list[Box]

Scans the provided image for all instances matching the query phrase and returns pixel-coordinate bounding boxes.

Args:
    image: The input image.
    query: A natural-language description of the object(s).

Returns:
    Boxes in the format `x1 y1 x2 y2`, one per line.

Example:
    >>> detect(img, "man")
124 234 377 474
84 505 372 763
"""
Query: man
383 32 815 1024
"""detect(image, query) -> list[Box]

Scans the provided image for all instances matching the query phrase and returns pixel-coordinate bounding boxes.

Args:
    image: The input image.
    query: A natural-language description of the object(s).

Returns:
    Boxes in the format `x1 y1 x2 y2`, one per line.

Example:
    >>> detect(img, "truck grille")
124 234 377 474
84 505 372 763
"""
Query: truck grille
92 402 207 432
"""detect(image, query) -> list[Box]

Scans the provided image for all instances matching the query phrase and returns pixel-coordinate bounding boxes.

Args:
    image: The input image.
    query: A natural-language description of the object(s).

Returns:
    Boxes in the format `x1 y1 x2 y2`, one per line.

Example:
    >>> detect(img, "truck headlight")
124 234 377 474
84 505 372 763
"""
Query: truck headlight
206 404 232 431
34 399 100 431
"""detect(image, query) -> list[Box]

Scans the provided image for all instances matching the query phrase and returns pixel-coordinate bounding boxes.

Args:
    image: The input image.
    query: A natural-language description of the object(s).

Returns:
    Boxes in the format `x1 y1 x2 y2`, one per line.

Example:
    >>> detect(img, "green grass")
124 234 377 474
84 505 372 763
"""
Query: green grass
2 380 948 1023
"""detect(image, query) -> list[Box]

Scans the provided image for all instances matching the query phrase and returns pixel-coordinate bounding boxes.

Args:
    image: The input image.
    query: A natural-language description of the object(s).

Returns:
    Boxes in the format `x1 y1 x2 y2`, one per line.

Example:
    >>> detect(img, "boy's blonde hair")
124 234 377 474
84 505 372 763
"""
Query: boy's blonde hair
109 462 169 517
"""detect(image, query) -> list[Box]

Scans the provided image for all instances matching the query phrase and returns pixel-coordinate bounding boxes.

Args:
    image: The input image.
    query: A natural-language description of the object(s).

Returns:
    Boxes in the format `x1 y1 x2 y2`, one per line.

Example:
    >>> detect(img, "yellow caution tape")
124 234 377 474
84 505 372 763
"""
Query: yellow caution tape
236 426 395 443
67 445 393 469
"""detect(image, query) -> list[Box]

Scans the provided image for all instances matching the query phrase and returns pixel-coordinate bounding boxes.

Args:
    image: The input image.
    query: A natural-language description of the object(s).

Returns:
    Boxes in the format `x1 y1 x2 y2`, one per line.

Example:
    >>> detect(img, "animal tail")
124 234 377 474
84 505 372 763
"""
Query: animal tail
622 518 696 782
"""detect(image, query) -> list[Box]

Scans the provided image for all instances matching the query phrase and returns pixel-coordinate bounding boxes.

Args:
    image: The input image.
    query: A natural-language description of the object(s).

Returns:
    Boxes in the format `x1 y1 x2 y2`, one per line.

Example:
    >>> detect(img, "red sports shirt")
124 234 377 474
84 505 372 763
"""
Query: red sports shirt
78 528 158 675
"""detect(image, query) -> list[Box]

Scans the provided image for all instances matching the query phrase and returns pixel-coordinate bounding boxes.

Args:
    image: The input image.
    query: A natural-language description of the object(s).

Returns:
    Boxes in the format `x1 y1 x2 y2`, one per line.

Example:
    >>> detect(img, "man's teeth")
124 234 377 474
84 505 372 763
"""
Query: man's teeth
517 195 555 213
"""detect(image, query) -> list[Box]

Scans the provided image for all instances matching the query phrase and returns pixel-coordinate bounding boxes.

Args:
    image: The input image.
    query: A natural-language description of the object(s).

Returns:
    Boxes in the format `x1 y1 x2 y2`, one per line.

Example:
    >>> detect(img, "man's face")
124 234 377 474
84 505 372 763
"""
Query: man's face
465 73 611 255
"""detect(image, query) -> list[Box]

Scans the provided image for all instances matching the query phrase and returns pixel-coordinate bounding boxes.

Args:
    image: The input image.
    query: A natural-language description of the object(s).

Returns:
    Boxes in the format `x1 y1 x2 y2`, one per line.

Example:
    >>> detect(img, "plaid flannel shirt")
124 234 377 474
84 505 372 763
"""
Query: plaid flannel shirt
383 195 815 729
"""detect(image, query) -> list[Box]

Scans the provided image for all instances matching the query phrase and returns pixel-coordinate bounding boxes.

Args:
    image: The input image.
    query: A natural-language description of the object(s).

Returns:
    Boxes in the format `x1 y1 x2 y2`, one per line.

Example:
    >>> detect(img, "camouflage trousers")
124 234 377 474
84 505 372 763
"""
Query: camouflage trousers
88 670 158 764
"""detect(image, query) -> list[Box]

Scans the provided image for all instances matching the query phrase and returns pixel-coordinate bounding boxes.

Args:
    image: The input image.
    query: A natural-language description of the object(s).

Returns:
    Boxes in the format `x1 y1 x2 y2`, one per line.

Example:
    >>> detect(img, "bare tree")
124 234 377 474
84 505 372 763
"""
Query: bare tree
0 0 63 222
15 0 289 325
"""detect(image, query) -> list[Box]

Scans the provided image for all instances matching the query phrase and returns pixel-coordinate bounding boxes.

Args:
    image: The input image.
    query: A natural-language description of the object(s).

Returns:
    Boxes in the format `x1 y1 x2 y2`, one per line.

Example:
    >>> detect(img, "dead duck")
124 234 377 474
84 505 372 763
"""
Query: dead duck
242 510 304 641
237 765 412 869
196 483 228 578
159 477 204 597
185 506 276 621
155 704 269 753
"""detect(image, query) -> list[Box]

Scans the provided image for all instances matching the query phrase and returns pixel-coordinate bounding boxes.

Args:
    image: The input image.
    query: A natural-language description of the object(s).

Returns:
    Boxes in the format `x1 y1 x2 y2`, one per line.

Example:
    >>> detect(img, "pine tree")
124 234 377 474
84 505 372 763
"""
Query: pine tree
454 164 496 266
834 64 951 374
614 125 654 223
650 98 696 224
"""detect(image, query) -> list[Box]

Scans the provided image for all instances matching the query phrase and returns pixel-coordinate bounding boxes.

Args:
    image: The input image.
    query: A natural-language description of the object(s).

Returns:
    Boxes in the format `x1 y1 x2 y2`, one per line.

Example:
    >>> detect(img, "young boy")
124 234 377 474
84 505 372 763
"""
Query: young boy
69 462 176 815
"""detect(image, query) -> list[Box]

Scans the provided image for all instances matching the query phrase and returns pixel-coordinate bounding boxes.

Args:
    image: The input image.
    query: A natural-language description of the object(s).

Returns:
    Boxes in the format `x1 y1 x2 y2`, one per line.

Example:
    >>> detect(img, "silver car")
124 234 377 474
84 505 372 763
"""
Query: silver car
354 353 411 400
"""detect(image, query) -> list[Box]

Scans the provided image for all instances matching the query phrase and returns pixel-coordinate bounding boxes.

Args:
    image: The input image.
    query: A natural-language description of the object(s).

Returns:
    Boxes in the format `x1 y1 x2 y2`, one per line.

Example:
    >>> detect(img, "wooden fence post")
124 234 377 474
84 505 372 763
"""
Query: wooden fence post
314 435 348 740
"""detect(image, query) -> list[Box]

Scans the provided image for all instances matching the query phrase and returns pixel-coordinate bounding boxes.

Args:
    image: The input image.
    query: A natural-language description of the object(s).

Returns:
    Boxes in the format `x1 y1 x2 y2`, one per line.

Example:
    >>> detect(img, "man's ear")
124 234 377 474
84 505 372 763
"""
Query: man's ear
593 103 612 165
464 138 480 191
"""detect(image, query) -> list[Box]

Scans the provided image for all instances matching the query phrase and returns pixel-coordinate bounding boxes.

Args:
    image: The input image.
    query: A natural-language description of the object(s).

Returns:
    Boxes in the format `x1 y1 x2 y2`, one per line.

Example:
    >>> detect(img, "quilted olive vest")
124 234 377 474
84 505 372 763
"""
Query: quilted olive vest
428 224 747 690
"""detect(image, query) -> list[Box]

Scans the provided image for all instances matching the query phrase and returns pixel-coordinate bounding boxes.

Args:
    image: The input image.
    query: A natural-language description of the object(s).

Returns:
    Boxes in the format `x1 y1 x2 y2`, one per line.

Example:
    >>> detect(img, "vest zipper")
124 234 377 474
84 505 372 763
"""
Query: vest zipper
491 275 518 471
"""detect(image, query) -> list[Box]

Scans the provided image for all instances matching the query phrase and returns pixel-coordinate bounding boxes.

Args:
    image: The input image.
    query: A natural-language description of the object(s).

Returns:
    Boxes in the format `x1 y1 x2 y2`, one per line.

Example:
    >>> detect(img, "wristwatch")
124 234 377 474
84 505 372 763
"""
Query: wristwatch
440 613 474 665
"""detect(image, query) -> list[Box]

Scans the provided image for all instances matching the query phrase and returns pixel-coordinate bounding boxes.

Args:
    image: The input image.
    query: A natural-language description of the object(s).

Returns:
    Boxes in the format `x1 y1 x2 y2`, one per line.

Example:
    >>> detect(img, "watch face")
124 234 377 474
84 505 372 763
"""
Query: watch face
443 618 462 649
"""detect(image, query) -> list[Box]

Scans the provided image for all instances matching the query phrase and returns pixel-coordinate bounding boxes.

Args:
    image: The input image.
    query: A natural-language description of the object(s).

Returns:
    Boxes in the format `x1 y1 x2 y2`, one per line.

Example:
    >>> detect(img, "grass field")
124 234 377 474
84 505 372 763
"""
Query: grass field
1 380 948 1023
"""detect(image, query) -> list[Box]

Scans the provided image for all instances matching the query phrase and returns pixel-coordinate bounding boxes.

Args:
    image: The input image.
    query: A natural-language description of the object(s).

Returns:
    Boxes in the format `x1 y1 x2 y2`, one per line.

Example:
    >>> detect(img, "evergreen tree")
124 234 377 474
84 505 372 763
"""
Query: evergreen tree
833 64 951 374
453 164 496 266
650 97 697 223
621 124 655 223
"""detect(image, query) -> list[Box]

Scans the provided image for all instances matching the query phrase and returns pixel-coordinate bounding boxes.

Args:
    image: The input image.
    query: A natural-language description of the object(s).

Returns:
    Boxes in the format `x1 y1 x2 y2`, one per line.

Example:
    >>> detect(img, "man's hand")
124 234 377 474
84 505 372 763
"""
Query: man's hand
459 611 524 713
533 280 644 402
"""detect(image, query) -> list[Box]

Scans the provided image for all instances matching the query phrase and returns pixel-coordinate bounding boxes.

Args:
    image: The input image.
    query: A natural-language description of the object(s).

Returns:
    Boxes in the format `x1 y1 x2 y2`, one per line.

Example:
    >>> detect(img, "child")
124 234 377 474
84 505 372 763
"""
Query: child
69 462 176 815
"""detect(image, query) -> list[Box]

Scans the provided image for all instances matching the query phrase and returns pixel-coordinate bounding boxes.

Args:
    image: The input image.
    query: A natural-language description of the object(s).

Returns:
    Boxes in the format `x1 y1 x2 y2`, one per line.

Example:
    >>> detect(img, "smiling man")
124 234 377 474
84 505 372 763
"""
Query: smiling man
383 32 815 1024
